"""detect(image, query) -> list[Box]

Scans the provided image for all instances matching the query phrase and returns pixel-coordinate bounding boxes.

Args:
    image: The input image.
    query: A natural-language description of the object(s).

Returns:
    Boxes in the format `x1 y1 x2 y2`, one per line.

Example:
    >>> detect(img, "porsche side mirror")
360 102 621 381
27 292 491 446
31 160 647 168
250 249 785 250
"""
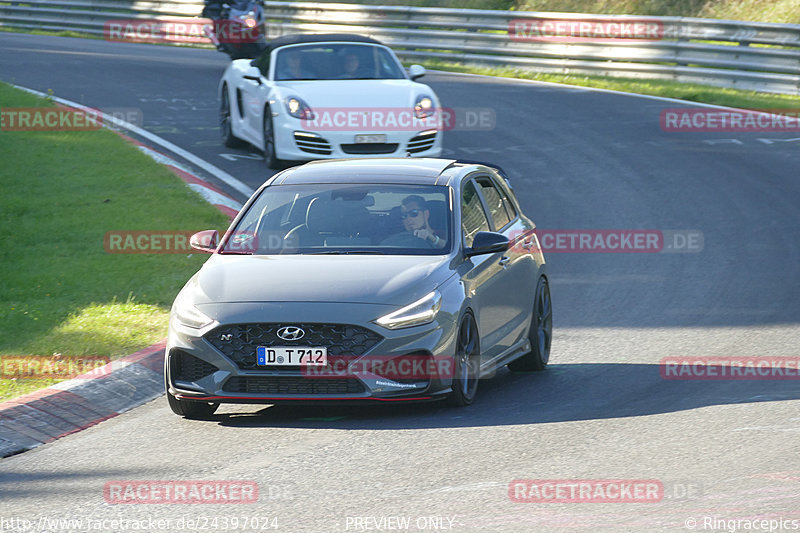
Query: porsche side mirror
190 230 219 253
464 231 509 257
408 64 426 81
243 66 262 84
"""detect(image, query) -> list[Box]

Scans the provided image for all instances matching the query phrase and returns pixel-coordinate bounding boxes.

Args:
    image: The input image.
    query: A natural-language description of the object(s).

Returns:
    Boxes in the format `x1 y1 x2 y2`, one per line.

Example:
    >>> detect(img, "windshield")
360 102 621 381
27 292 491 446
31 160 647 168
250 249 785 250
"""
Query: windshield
222 184 451 255
273 43 407 81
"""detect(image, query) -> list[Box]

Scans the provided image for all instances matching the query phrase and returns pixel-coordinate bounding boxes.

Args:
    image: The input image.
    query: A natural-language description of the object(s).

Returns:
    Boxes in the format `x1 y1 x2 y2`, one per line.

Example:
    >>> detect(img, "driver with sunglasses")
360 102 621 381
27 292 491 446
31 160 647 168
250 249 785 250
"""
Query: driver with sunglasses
399 195 446 249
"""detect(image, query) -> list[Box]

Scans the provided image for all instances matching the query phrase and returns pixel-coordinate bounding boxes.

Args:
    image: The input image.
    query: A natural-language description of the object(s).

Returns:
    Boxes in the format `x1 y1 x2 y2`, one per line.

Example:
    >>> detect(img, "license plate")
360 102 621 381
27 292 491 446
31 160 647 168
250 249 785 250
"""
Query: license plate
256 346 327 366
354 134 386 144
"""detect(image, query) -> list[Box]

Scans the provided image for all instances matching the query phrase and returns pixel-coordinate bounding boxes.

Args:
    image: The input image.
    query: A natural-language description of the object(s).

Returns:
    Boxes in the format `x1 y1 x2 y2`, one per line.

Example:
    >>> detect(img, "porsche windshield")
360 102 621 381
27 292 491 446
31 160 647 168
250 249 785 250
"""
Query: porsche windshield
222 184 452 255
274 44 407 81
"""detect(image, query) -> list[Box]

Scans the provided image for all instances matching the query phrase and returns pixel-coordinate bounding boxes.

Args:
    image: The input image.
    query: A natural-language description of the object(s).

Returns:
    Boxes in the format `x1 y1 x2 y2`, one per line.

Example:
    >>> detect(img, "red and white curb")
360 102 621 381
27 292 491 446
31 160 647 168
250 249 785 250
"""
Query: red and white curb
0 85 251 458
0 342 166 458
121 134 243 219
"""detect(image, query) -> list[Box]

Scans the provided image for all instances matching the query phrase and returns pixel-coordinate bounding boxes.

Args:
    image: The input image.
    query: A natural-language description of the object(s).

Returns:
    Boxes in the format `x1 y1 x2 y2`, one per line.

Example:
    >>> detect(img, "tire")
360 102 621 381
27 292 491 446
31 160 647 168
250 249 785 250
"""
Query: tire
167 390 219 419
448 312 480 407
220 86 246 148
508 276 552 372
263 106 284 169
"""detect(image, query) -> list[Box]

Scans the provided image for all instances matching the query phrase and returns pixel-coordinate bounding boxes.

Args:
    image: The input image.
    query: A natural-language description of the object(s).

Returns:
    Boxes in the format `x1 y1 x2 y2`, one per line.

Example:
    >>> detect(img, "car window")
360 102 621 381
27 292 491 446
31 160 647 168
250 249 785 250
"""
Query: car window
461 180 491 247
222 184 451 255
496 178 518 220
273 43 406 81
474 175 513 230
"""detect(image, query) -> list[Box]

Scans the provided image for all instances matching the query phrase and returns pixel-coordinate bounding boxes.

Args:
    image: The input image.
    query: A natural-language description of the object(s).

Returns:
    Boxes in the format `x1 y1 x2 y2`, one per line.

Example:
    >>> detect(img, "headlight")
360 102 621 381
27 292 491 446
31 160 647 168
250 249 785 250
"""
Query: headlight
285 97 315 120
414 95 434 119
243 12 257 28
375 291 442 330
172 293 214 329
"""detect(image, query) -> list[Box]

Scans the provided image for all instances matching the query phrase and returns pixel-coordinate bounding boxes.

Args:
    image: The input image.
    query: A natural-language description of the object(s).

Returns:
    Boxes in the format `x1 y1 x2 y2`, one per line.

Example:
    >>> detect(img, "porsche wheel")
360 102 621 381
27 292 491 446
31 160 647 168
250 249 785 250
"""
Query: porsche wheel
263 106 284 169
220 86 245 148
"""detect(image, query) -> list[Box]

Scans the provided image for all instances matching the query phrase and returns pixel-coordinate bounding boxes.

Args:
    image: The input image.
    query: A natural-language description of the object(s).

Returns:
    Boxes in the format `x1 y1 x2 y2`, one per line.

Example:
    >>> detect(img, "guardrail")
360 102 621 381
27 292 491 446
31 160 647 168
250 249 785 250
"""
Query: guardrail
1 0 799 95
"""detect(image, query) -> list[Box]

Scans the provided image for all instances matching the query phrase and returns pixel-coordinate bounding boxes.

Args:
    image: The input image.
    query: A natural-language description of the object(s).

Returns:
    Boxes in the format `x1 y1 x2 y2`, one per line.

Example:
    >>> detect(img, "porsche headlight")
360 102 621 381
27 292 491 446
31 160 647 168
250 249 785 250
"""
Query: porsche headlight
414 95 434 119
376 291 442 330
285 96 315 120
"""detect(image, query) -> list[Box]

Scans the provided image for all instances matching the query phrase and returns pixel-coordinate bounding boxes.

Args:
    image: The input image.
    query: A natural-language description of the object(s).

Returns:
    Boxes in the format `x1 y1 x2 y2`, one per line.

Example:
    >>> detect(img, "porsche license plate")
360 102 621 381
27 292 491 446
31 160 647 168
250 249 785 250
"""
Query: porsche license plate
354 134 386 144
256 346 328 366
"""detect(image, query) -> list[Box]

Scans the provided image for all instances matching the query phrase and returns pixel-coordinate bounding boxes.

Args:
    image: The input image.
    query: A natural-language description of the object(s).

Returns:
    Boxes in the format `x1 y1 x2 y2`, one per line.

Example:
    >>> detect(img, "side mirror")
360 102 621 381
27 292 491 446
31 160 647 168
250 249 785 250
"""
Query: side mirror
243 65 262 84
465 231 509 257
190 230 219 253
408 64 426 81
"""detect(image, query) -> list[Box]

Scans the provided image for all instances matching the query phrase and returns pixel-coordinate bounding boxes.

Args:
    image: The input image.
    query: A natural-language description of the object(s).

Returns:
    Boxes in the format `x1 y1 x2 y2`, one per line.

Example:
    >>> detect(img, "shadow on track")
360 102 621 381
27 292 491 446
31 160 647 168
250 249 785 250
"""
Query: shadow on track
201 363 800 430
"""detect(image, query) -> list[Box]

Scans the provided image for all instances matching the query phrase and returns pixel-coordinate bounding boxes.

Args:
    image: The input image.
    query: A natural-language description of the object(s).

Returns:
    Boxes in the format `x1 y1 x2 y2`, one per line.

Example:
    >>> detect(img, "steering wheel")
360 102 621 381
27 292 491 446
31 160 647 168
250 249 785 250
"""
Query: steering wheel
380 231 434 248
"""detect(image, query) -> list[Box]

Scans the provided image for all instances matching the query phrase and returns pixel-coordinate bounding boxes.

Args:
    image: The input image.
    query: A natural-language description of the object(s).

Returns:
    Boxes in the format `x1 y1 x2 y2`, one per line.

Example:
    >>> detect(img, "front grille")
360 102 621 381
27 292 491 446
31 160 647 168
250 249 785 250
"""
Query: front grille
223 376 365 394
406 131 437 154
205 323 384 370
172 350 219 382
294 132 332 155
341 143 399 155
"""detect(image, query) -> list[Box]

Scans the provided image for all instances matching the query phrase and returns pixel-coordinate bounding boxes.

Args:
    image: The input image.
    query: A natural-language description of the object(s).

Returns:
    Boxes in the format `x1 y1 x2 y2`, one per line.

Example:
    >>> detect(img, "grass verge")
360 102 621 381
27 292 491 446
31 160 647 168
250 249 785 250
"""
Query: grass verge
0 83 230 400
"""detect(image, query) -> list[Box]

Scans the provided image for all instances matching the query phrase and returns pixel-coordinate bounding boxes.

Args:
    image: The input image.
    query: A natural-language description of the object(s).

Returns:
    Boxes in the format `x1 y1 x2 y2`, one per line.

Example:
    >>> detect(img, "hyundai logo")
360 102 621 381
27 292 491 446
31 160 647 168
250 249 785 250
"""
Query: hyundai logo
277 326 305 341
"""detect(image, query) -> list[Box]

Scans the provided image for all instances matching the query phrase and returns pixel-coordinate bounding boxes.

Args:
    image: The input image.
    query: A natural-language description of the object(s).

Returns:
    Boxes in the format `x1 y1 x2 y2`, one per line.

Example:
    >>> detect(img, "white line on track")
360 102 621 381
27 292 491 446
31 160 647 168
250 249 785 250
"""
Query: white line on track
11 83 255 199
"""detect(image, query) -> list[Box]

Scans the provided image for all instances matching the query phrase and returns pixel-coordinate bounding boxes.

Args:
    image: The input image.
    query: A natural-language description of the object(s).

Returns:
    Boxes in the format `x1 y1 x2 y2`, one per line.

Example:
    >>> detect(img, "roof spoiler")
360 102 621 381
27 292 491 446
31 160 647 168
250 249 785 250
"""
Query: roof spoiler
453 159 514 191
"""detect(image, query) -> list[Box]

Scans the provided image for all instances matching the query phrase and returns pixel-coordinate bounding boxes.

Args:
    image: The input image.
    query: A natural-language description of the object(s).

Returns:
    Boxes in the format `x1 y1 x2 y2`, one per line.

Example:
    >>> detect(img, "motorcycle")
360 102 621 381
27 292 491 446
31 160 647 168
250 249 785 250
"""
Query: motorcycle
202 0 268 60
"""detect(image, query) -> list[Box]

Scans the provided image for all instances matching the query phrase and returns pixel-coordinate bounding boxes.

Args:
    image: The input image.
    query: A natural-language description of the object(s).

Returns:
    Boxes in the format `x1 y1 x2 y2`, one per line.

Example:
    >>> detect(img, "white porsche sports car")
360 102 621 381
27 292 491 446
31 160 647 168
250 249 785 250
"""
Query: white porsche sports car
218 33 444 168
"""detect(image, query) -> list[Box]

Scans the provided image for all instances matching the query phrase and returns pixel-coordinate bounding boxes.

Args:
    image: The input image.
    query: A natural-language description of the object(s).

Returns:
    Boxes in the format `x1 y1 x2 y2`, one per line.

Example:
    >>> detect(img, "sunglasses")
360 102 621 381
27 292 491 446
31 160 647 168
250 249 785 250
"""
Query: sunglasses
401 209 423 219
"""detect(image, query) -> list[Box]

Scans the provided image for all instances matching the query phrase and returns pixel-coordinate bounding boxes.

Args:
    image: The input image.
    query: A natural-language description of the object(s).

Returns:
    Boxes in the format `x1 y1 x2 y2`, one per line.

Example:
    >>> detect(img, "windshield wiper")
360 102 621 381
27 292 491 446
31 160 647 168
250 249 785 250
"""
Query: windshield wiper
308 250 385 255
218 249 254 255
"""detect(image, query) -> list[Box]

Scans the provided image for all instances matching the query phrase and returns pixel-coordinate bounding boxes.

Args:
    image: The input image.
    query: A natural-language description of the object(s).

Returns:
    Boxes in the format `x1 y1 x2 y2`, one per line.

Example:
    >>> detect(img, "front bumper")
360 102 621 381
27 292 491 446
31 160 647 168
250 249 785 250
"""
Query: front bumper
165 302 458 404
273 122 442 161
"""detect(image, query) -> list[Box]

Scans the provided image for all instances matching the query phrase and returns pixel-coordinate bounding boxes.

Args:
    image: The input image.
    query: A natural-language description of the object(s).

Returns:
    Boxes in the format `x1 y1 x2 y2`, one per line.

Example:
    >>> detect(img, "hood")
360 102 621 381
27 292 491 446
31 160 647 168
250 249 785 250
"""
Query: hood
276 79 432 109
187 254 454 306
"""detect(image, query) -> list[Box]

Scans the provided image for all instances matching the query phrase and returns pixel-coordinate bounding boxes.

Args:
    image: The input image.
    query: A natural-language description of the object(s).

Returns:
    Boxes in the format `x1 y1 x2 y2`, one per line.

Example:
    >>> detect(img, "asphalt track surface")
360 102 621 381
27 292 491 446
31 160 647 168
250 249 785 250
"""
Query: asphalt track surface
1 33 799 532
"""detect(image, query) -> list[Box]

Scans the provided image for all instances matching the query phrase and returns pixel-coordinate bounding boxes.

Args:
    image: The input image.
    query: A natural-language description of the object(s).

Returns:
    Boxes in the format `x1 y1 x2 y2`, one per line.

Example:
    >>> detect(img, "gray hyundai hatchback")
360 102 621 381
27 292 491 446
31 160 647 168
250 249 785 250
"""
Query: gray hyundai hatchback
165 158 551 418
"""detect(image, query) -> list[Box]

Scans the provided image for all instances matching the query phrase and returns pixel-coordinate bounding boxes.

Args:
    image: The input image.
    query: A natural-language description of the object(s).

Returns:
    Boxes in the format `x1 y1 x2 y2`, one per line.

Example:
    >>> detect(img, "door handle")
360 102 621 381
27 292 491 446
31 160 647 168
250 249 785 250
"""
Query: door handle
498 256 510 267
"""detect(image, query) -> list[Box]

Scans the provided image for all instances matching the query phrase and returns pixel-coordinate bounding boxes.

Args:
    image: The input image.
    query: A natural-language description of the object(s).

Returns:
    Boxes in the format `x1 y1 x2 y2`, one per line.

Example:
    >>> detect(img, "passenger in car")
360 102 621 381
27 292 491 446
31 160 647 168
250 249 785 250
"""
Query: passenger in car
276 50 315 80
339 53 365 79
